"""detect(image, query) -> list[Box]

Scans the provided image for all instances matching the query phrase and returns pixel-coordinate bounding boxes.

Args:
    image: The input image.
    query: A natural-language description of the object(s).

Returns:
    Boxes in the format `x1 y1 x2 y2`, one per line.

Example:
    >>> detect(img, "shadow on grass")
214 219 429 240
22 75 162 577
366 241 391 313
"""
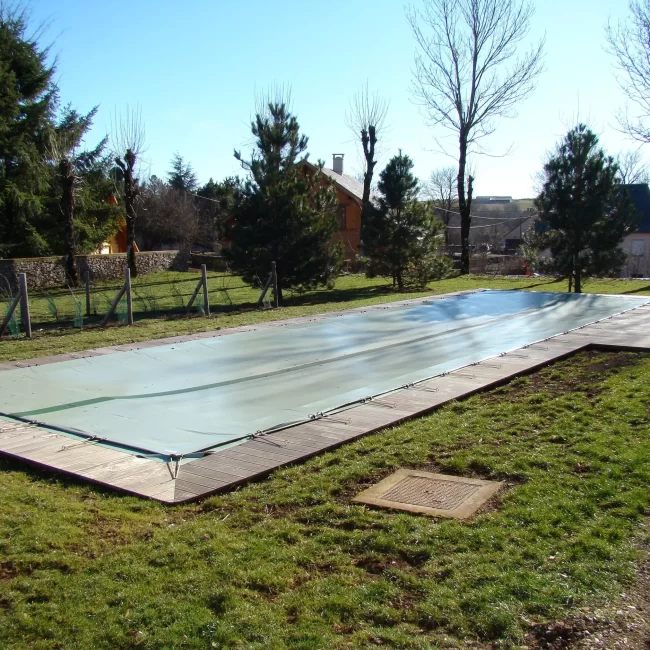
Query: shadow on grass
620 284 650 295
514 278 562 290
281 284 395 308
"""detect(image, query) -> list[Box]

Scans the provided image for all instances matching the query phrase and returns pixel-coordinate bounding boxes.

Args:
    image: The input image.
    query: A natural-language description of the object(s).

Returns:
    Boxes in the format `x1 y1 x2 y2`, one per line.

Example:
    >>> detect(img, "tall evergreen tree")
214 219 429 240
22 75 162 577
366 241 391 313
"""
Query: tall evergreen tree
228 102 342 303
0 6 117 265
168 152 198 193
364 152 447 289
535 124 639 292
0 3 57 257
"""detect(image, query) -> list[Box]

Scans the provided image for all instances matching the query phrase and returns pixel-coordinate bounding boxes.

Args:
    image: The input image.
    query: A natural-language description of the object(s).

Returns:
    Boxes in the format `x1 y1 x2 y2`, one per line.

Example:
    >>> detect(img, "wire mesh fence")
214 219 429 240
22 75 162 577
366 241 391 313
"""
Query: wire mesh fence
0 264 274 338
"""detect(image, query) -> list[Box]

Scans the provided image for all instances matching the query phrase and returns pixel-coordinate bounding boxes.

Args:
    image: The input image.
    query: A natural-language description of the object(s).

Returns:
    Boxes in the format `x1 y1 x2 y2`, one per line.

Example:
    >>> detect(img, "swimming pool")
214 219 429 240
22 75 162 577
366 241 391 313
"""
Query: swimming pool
1 290 648 458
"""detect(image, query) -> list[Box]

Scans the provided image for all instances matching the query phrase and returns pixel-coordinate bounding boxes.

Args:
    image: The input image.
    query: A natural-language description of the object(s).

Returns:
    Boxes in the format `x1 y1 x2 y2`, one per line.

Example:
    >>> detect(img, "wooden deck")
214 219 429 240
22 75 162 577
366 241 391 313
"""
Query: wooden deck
1 290 650 504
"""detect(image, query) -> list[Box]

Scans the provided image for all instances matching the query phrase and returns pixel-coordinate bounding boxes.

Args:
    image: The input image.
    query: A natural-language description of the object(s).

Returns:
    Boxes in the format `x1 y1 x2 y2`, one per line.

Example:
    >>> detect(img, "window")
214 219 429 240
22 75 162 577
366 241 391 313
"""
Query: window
337 205 347 230
631 239 645 256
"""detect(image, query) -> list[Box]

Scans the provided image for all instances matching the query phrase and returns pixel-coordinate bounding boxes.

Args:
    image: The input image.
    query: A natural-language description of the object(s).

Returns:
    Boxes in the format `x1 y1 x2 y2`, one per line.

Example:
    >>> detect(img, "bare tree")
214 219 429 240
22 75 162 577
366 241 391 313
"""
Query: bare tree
606 1 650 143
346 82 389 237
426 166 458 249
408 0 544 274
111 107 146 277
617 149 650 184
46 107 104 287
139 177 200 250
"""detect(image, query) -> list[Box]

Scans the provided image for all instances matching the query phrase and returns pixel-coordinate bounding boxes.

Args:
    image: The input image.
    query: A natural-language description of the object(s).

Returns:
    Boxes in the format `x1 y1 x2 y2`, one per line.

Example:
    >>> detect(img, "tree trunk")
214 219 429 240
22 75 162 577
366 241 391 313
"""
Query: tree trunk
123 149 138 278
574 266 581 293
396 267 404 291
457 132 472 275
360 125 377 245
60 158 78 287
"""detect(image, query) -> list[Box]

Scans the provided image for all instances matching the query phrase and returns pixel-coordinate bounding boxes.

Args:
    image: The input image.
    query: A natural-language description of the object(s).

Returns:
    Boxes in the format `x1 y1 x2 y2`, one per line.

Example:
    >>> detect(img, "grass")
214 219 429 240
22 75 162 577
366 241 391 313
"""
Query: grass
1 349 650 648
3 273 650 647
2 271 650 363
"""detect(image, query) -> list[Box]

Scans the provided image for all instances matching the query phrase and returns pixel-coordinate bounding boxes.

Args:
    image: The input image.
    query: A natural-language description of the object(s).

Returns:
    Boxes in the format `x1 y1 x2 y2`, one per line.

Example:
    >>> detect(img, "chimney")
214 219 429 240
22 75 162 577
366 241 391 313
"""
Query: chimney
332 153 344 175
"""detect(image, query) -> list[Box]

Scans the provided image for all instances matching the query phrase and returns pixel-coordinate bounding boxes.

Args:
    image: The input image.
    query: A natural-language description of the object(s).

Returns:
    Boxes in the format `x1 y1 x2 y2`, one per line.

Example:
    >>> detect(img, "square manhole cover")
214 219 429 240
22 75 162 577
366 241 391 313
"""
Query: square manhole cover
353 469 503 519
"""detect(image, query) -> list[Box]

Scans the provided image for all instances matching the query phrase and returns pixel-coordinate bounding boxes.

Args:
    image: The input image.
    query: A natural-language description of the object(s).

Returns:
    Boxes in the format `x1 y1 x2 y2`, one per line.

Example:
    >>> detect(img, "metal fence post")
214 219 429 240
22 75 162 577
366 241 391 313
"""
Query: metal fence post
125 267 134 326
18 272 31 338
201 264 210 317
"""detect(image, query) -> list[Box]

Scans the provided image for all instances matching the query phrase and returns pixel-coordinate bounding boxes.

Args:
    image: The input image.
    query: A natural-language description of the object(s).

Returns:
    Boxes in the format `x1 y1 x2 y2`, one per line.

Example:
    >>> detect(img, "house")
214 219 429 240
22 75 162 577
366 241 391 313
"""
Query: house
302 155 364 262
501 214 537 251
495 183 650 278
620 183 650 278
99 196 132 254
444 196 537 252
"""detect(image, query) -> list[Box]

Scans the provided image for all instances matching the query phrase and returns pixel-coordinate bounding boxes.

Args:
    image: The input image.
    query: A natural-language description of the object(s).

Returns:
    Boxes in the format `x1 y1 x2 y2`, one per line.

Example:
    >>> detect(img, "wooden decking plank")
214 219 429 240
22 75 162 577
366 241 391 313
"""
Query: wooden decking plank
0 430 44 444
109 469 175 492
39 450 139 474
172 489 204 503
287 423 357 443
0 435 66 455
243 440 322 459
207 444 280 463
220 443 304 464
84 458 168 483
180 462 254 481
19 443 127 469
196 449 277 470
180 464 253 485
200 454 278 474
0 426 58 444
240 439 314 460
80 457 162 482
302 414 369 432
262 431 340 452
174 475 233 493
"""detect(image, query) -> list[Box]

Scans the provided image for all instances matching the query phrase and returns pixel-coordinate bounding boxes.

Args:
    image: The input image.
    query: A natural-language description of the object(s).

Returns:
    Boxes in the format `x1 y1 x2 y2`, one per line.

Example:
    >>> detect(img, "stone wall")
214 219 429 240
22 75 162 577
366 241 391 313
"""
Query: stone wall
0 251 188 292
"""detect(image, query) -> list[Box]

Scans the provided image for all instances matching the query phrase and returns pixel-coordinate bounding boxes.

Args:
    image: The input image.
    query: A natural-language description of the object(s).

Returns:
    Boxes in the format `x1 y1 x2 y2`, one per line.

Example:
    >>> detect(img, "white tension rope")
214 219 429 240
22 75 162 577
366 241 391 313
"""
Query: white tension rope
187 189 538 230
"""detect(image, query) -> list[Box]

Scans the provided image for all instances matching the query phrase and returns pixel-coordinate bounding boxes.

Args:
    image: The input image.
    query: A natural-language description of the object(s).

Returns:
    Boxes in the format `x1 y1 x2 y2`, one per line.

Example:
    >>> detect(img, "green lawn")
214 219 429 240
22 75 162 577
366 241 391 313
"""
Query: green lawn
2 274 650 648
2 271 650 363
1 350 649 648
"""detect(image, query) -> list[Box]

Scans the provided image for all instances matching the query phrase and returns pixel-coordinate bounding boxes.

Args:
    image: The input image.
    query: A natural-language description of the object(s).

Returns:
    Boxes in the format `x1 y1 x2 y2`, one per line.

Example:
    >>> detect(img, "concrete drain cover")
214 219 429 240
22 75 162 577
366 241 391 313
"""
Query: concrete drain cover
353 469 503 519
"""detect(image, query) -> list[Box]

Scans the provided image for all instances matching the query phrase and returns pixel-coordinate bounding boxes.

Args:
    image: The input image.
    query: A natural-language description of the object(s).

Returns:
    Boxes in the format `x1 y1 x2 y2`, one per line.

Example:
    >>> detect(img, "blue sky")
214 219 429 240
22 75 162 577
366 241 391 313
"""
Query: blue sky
31 0 637 198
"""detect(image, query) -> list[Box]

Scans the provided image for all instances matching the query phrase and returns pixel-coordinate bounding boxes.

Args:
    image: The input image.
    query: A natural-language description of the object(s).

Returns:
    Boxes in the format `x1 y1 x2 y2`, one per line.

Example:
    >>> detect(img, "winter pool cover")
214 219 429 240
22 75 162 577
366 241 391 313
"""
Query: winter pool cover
1 290 648 458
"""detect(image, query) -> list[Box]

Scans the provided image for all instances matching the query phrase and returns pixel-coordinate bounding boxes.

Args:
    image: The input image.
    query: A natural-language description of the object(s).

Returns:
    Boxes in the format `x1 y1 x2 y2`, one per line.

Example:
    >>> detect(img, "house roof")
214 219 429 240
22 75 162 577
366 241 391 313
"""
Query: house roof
624 183 650 233
301 160 364 202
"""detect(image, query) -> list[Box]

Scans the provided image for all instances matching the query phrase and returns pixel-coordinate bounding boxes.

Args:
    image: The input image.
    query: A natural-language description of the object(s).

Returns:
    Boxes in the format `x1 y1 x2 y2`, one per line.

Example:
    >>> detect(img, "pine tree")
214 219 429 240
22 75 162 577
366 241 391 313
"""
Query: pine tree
364 152 448 289
0 3 57 257
535 124 639 292
168 152 198 193
228 102 342 303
